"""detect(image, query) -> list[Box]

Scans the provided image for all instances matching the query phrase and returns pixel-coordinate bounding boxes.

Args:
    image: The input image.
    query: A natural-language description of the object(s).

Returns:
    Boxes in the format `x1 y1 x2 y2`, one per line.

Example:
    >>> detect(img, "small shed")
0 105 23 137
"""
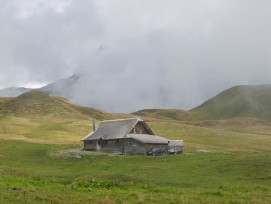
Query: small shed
168 140 184 154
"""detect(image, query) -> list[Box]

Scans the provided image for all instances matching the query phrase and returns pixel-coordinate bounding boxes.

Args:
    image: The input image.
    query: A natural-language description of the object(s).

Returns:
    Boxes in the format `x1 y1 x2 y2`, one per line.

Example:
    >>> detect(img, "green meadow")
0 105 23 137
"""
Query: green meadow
0 91 271 203
0 116 271 203
0 140 271 204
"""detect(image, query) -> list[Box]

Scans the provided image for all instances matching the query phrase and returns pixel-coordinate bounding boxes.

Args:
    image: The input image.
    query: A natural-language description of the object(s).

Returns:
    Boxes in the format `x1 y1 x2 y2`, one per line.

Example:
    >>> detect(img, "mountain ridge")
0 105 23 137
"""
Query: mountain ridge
2 79 271 122
0 74 82 98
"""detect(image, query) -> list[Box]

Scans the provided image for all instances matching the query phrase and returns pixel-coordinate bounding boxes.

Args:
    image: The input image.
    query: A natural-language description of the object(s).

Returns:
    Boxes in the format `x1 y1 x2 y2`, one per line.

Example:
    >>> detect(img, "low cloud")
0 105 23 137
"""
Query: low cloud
1 0 271 112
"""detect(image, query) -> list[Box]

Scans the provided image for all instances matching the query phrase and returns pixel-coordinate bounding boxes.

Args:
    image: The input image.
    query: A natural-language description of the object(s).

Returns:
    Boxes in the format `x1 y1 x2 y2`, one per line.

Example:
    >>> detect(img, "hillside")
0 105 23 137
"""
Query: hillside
3 84 271 123
0 90 135 144
0 90 113 120
191 84 271 121
133 108 190 121
40 74 81 99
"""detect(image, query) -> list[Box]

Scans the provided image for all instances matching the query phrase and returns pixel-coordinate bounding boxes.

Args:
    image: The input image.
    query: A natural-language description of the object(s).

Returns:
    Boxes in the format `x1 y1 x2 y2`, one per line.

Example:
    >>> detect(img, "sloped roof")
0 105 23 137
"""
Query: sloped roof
82 118 154 141
168 140 183 146
127 134 169 144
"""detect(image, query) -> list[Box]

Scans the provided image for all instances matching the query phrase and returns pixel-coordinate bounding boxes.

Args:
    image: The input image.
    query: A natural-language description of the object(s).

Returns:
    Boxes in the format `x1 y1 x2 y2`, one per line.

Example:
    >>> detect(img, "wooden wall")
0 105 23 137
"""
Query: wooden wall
100 138 146 155
83 140 97 151
84 138 168 155
145 144 168 152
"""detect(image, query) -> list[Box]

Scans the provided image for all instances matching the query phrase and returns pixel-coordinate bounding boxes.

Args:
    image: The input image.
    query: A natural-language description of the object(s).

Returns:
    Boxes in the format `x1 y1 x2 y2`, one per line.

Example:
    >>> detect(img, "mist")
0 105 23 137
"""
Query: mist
1 0 271 112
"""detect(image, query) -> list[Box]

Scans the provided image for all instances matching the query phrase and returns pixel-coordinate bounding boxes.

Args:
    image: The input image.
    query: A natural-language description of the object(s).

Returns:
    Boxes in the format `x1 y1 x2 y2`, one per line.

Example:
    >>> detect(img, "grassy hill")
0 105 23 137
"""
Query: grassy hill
0 90 132 144
190 84 271 121
134 85 271 122
0 90 114 120
132 108 190 121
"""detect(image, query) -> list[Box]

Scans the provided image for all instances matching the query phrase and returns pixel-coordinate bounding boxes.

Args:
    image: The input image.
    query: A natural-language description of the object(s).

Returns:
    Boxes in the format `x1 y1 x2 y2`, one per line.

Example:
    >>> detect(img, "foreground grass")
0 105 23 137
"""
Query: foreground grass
0 141 271 203
1 176 271 204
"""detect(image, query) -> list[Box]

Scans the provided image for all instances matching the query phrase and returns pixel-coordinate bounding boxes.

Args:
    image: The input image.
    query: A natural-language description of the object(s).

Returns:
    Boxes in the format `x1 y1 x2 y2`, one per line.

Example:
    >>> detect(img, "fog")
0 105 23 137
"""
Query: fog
1 0 271 112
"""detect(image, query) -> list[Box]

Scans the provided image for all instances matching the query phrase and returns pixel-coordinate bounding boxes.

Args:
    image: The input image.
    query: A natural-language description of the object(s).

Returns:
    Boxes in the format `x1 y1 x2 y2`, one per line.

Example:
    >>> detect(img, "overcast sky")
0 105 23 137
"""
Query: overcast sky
1 0 271 112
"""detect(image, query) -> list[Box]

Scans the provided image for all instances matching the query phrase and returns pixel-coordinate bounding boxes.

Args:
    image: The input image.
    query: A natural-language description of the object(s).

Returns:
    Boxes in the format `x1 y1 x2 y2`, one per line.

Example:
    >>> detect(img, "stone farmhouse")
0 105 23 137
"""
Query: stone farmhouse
82 118 181 155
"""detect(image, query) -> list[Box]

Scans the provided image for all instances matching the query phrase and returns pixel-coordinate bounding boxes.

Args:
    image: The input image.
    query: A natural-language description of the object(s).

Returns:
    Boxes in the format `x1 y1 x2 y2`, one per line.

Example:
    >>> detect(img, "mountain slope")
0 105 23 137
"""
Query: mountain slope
3 81 271 122
0 74 81 98
40 74 81 98
0 90 113 120
133 109 190 121
190 84 271 121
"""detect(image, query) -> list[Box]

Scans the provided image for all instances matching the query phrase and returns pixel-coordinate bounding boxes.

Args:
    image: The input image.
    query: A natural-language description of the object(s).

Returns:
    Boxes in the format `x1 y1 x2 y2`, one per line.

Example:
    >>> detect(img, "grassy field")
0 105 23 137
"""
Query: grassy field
0 140 271 203
0 116 271 203
1 91 271 203
2 116 271 152
148 119 271 152
0 116 91 144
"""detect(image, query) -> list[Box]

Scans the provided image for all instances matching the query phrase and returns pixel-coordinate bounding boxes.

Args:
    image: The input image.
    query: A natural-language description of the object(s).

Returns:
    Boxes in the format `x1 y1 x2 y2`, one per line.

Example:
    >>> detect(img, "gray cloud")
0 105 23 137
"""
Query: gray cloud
1 0 271 112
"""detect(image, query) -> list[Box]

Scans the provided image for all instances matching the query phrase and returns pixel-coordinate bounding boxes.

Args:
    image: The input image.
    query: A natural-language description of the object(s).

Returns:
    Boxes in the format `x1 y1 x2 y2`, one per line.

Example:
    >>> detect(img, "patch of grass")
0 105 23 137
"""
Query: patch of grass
1 175 270 203
149 121 271 152
133 108 190 121
0 116 91 144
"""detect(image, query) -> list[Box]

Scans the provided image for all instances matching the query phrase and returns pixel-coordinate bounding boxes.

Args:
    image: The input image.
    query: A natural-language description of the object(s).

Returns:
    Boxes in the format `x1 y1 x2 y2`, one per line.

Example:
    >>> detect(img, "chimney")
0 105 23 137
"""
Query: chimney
93 115 96 131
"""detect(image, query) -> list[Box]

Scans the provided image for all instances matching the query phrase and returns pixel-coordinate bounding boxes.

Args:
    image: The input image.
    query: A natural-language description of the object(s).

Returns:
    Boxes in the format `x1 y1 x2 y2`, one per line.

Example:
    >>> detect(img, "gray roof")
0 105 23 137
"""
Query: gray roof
168 140 183 146
82 118 154 141
127 134 169 144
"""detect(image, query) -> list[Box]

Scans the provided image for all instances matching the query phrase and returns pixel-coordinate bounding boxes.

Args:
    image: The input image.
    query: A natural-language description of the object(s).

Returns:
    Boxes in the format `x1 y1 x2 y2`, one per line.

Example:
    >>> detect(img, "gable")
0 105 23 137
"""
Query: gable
129 121 154 135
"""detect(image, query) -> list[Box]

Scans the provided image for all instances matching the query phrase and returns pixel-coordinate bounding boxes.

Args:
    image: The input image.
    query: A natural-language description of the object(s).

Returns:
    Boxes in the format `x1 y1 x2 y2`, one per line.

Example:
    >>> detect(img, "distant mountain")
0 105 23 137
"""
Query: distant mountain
0 87 32 97
190 84 271 121
133 109 190 121
40 74 81 98
0 90 114 120
0 74 81 99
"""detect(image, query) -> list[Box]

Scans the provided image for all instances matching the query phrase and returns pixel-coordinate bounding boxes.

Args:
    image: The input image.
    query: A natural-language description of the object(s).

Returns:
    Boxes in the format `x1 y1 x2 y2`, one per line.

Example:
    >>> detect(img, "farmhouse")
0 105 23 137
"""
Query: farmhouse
82 118 177 155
